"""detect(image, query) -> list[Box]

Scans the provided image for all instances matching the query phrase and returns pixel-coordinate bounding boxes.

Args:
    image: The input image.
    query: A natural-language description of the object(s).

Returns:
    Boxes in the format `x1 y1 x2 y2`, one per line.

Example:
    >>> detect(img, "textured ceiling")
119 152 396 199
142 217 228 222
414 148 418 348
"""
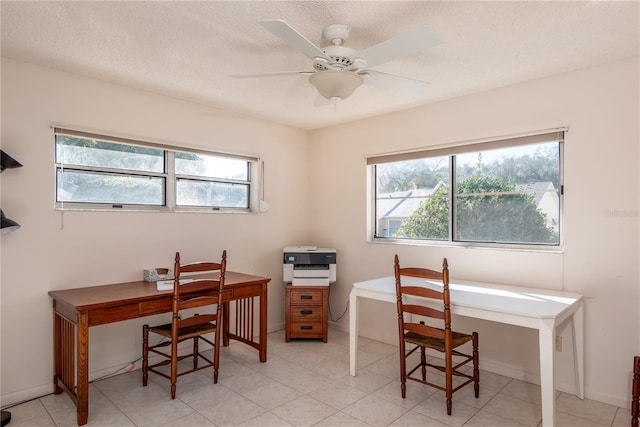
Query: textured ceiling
2 1 639 130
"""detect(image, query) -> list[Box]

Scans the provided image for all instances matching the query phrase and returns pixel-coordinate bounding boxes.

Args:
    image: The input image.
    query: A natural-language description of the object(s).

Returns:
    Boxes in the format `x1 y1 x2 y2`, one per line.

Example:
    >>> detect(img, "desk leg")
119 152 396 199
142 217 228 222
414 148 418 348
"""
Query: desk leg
52 308 63 395
76 311 90 426
349 290 358 376
539 319 556 427
259 283 268 362
222 301 230 347
572 302 585 399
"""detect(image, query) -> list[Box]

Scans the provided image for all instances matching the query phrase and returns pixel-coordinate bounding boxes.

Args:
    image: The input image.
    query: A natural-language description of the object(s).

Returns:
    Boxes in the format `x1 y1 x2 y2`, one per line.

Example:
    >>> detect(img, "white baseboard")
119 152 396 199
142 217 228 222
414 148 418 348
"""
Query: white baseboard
269 321 285 333
1 384 53 407
478 357 630 409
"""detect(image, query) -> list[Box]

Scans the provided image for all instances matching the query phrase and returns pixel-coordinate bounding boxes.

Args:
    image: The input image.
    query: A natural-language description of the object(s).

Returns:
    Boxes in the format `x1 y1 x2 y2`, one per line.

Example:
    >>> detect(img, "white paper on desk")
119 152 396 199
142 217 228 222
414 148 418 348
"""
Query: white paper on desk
156 279 194 291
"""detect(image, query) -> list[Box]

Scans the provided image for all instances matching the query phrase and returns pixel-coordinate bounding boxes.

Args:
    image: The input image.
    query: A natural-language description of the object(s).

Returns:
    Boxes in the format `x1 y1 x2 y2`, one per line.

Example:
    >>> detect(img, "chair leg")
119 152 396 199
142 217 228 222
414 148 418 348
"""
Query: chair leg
193 337 199 370
420 346 427 381
473 332 480 398
170 337 178 399
446 357 453 415
446 339 454 416
213 327 220 384
142 325 149 387
399 340 407 398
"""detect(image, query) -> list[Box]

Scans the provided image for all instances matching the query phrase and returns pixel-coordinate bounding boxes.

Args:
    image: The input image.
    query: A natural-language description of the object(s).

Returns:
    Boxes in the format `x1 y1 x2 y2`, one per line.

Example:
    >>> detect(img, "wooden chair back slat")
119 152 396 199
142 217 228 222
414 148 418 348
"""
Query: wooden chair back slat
179 262 224 274
400 285 443 300
403 304 444 320
176 279 221 297
398 267 443 281
405 322 445 339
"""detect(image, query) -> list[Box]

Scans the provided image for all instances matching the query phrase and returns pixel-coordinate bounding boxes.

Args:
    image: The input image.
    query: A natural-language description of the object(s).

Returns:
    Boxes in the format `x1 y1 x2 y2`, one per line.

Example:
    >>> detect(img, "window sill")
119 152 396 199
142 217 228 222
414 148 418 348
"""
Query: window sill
368 237 564 254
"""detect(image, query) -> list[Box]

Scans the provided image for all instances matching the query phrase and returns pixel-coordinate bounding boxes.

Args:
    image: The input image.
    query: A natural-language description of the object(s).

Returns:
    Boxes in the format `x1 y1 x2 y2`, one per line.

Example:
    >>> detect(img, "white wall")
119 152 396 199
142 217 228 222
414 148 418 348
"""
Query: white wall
0 58 311 404
309 57 640 408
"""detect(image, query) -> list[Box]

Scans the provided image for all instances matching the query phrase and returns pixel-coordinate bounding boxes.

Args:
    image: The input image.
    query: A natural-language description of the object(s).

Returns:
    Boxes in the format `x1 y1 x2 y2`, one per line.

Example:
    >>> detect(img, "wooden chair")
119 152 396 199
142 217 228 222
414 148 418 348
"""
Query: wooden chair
142 250 226 399
633 355 640 427
394 254 479 415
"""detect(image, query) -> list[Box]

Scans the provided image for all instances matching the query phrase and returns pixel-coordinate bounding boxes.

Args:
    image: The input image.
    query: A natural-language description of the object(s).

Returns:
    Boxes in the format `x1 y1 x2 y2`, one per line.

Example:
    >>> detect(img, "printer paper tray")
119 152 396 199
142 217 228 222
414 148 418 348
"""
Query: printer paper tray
291 278 330 286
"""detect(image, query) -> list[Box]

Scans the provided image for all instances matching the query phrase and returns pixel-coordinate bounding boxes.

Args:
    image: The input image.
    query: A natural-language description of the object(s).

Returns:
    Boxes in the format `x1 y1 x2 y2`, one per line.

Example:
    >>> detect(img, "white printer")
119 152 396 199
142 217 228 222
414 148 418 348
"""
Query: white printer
283 246 337 286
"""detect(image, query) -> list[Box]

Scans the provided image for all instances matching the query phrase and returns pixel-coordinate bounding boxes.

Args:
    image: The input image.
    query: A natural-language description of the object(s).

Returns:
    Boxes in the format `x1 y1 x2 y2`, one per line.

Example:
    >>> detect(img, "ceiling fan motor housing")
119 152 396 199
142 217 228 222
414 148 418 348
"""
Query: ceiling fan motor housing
313 23 363 71
323 23 350 45
315 45 358 71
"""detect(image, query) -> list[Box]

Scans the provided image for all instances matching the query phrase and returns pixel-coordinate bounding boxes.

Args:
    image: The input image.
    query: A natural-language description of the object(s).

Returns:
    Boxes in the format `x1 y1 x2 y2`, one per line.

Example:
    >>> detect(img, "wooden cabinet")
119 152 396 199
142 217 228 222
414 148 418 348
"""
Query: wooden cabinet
285 285 328 342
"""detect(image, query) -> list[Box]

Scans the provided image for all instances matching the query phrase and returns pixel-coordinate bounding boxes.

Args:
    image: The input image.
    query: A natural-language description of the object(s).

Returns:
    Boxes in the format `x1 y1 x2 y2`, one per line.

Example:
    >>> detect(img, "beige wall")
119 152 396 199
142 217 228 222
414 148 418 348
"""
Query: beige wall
309 57 639 408
0 58 311 404
1 56 638 410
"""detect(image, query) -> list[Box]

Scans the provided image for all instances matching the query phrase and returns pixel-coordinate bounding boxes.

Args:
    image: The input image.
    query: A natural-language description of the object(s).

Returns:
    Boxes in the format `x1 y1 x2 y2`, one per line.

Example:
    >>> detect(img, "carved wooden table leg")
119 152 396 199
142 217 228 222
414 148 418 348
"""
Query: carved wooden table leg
632 356 639 427
52 303 63 395
76 311 90 425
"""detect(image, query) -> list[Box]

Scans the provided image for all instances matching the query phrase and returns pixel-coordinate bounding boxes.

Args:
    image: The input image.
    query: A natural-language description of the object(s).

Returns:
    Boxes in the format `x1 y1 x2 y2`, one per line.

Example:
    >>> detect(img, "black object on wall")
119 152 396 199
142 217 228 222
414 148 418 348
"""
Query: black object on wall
0 149 23 235
0 209 20 235
0 150 22 172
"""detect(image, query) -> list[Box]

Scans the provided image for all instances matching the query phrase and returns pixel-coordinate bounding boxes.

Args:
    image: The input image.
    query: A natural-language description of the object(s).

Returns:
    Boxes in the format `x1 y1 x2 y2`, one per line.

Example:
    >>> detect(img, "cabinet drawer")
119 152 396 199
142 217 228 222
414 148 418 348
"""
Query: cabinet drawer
289 289 324 304
291 305 322 321
289 321 323 337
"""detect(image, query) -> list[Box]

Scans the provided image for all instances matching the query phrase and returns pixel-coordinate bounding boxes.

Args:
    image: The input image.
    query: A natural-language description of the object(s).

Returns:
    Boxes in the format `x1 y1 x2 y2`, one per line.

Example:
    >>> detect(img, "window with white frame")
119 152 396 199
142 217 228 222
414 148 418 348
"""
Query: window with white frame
54 128 258 212
369 130 564 247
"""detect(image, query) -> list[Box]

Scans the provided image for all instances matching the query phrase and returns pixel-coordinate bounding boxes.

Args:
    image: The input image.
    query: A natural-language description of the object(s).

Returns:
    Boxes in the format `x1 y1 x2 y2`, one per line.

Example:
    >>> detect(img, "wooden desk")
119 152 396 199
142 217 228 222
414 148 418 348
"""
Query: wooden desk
49 271 270 426
349 276 584 427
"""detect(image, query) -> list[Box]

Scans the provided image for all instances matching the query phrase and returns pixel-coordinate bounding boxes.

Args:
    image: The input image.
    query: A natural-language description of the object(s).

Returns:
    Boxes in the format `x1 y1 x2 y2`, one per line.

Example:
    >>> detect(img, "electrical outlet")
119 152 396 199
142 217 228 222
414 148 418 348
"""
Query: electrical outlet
555 336 562 352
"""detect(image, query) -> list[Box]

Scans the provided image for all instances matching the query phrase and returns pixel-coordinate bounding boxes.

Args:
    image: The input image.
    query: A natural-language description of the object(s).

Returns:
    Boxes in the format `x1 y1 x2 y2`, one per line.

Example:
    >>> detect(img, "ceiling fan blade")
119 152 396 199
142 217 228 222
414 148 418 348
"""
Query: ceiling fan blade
229 70 314 79
362 70 431 95
355 25 442 68
258 19 330 61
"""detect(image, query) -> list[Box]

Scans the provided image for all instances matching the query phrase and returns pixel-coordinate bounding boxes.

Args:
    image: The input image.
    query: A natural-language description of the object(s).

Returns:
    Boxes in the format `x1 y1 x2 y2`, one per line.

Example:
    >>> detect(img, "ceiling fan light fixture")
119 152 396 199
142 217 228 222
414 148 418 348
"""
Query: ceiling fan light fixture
309 70 364 101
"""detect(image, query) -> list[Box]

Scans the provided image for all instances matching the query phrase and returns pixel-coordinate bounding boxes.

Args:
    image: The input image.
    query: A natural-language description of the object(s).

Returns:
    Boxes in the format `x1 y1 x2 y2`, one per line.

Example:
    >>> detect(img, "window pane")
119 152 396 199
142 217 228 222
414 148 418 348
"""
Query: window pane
454 142 560 244
456 143 559 188
175 152 249 180
176 179 249 208
455 193 558 244
57 169 164 205
56 136 164 172
375 157 449 239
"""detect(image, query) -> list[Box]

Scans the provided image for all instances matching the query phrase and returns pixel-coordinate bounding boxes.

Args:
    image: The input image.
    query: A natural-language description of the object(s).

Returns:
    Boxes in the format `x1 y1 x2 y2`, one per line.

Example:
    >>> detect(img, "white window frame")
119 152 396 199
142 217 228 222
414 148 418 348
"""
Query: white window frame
54 127 261 213
367 129 565 250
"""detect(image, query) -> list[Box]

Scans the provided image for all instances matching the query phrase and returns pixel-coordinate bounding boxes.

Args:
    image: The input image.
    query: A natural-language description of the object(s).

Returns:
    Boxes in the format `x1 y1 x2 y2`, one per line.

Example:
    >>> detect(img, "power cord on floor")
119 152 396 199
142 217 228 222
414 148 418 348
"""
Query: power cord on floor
1 394 51 412
328 286 349 322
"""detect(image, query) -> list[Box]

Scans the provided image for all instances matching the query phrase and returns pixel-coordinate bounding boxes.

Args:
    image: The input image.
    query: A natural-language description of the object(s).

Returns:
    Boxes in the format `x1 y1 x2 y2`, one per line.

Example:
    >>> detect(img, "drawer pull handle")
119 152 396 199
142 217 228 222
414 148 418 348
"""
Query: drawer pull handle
300 295 313 300
301 325 313 330
300 310 313 315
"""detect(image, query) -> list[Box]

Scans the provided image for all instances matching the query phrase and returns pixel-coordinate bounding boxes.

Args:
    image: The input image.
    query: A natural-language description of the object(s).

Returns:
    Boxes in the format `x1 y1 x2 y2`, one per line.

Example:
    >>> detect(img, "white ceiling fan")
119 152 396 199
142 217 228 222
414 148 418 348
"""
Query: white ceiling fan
230 19 442 104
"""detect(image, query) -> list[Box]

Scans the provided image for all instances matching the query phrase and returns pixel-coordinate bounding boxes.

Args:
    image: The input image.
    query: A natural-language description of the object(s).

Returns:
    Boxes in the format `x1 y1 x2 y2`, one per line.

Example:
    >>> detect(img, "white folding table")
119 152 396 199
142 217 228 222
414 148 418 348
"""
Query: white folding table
349 276 584 427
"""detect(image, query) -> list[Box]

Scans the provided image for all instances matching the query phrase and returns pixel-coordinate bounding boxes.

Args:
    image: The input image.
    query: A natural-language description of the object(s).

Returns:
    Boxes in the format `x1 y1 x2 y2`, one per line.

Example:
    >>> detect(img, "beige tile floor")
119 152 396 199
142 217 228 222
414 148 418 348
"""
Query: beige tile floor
2 326 633 426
